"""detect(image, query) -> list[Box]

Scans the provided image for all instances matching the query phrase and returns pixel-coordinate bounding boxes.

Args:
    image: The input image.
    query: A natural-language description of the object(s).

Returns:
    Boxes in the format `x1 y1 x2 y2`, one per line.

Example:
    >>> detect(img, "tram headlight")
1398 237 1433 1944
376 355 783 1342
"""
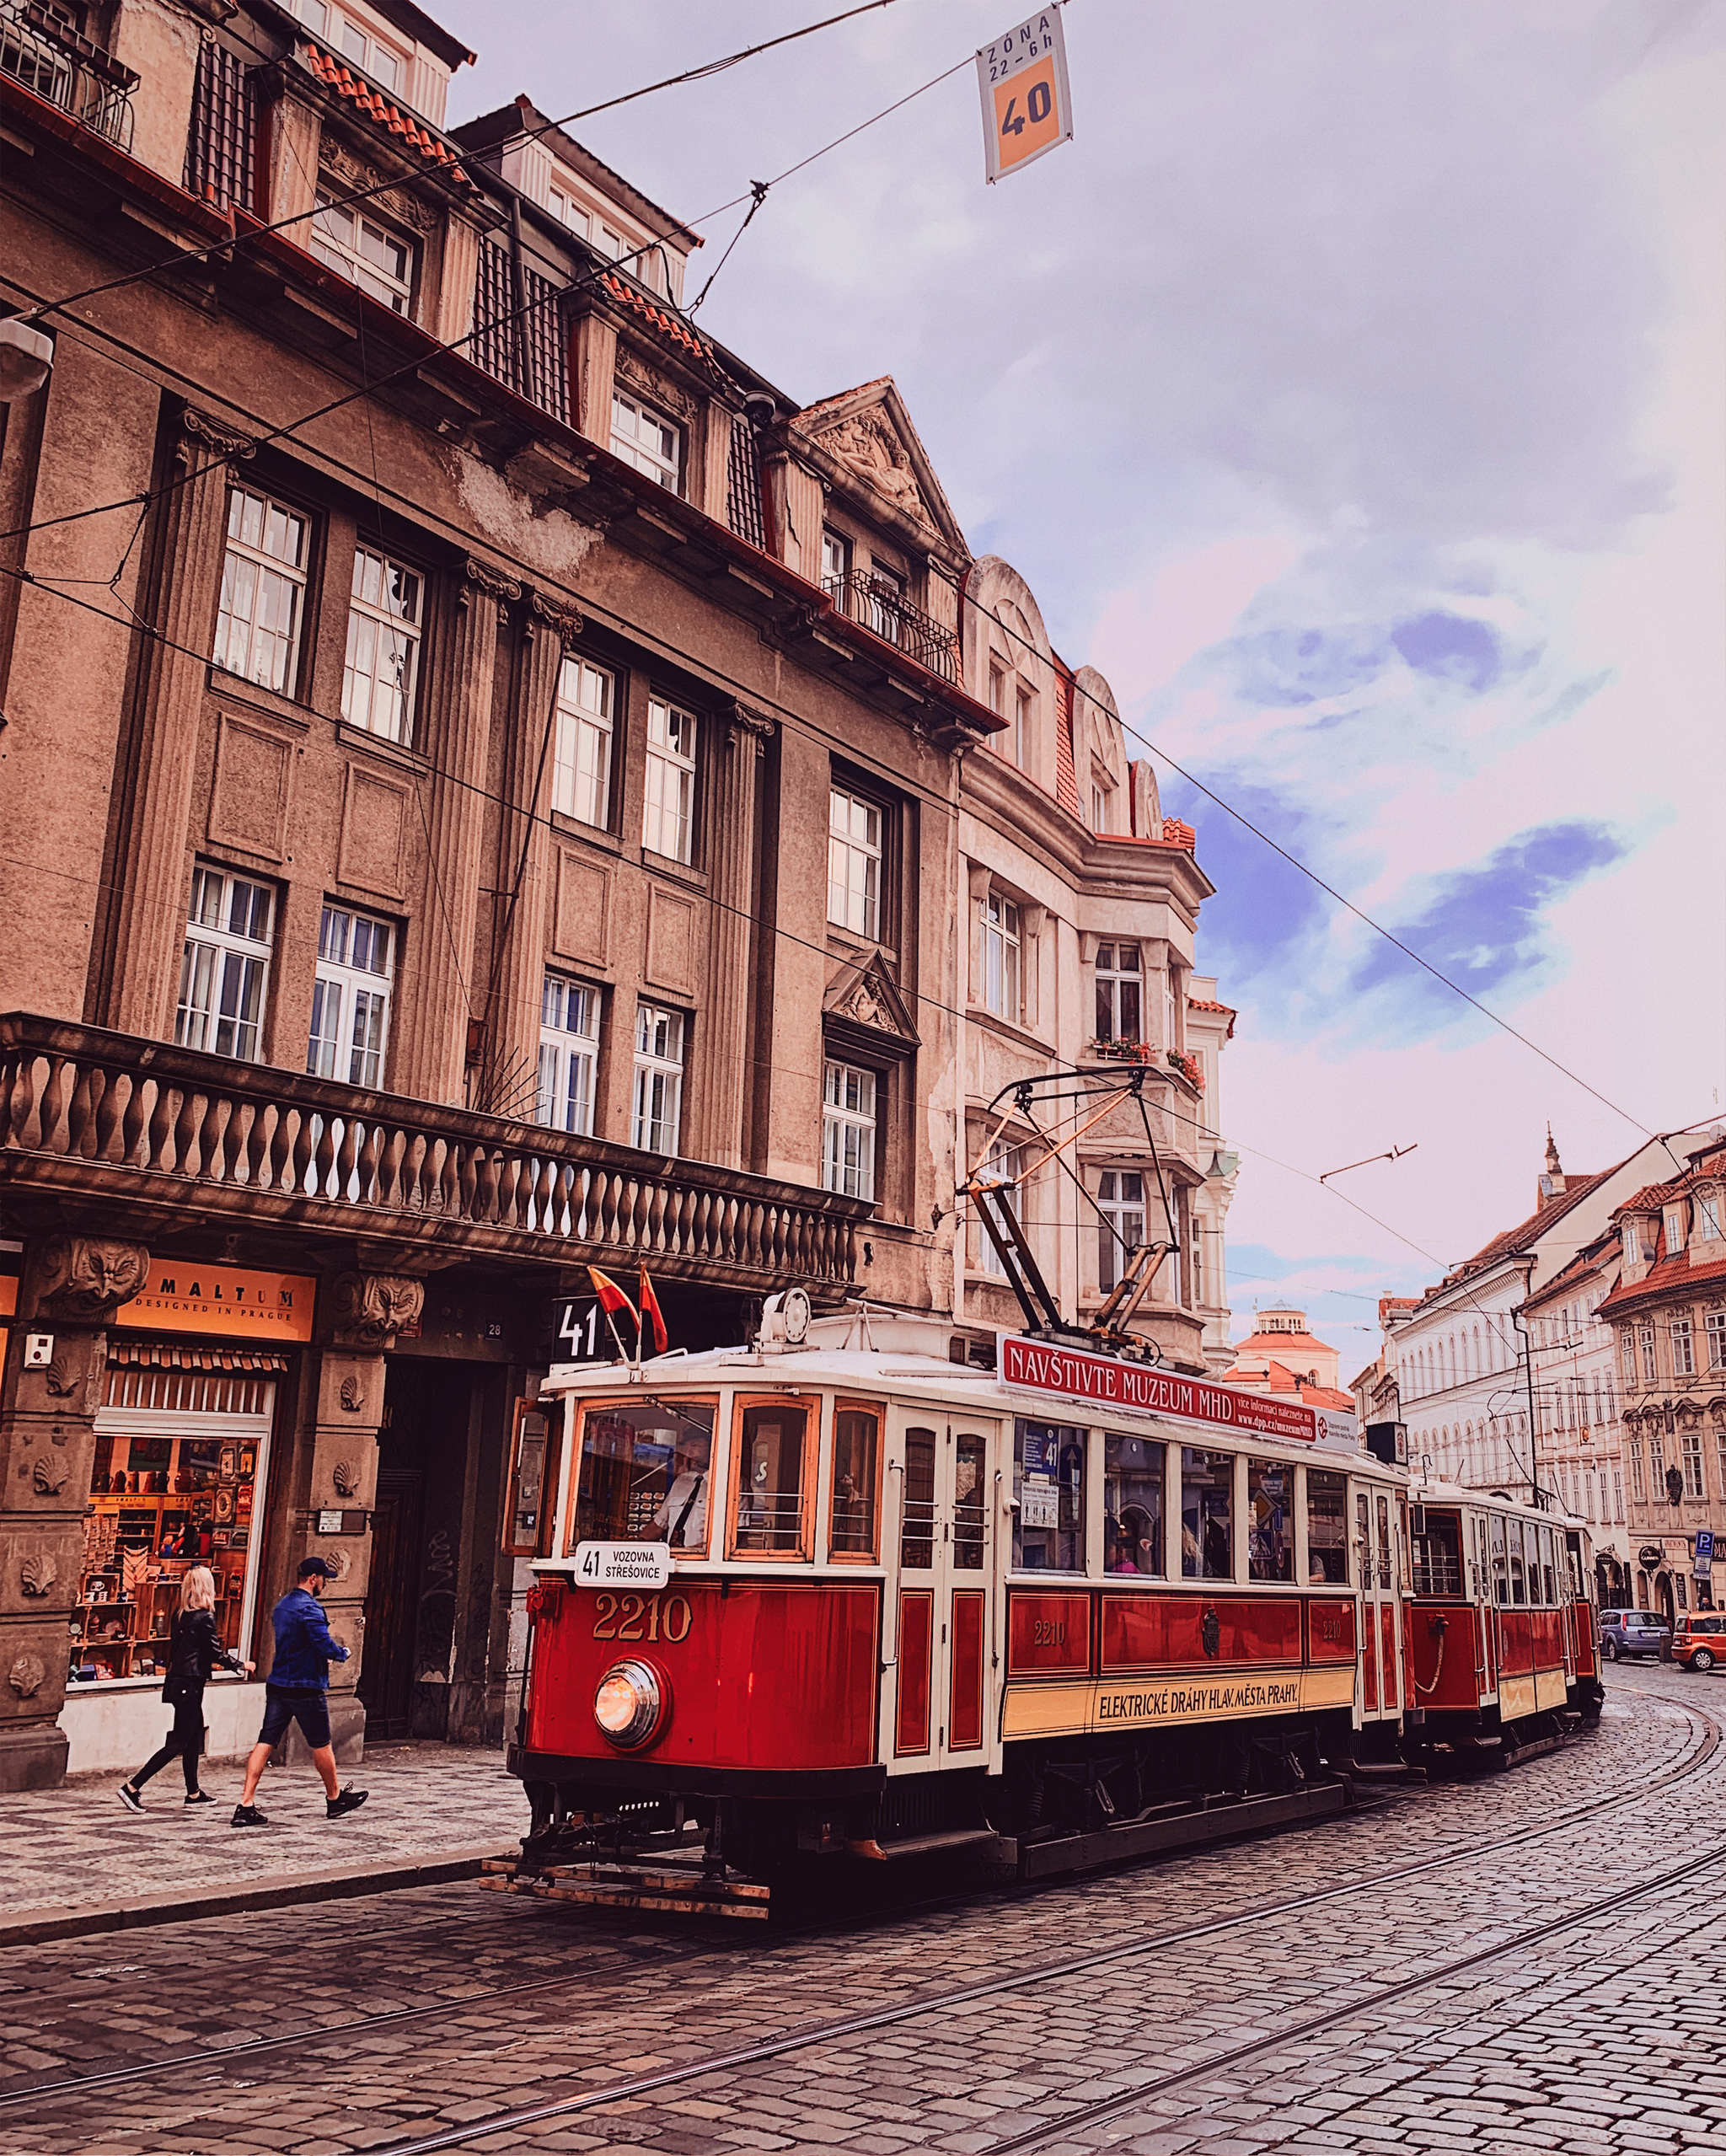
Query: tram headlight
593 1659 664 1749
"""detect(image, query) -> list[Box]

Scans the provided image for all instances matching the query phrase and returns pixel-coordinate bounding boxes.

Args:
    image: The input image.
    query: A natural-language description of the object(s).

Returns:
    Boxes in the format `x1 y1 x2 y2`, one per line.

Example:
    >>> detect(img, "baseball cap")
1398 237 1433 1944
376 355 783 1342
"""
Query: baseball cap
298 1556 337 1580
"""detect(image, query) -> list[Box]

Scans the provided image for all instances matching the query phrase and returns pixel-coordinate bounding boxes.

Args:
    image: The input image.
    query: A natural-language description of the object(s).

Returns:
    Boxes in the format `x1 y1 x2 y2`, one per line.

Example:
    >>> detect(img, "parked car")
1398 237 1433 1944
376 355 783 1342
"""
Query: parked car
1598 1609 1671 1661
1671 1612 1726 1672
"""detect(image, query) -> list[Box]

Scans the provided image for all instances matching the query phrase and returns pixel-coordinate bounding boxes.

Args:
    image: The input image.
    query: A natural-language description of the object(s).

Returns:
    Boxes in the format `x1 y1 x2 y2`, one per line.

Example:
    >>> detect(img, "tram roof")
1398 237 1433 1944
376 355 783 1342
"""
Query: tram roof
1409 1472 1589 1531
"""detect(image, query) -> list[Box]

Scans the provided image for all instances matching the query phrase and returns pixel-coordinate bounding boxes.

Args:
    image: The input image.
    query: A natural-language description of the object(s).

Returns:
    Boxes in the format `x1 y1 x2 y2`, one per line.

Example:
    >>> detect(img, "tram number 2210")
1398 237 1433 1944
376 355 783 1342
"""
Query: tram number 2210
592 1592 692 1644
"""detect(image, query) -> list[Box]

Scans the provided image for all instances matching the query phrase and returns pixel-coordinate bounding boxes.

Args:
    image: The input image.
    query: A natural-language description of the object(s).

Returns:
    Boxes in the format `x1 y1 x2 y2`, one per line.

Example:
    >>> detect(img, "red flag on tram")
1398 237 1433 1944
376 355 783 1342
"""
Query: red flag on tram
638 1269 669 1357
587 1267 637 1327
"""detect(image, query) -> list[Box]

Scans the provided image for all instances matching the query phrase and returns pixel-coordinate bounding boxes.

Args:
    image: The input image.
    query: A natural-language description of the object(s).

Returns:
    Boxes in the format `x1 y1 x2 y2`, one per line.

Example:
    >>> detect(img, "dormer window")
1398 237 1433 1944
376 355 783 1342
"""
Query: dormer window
311 196 414 314
1666 1207 1688 1254
1621 1220 1642 1267
548 184 589 238
288 1 404 95
611 389 681 491
1698 1188 1723 1242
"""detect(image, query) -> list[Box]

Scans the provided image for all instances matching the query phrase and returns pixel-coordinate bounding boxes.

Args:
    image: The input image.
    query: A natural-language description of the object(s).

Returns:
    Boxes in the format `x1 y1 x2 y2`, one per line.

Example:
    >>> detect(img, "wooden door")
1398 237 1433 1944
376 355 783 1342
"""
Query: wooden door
359 1468 423 1739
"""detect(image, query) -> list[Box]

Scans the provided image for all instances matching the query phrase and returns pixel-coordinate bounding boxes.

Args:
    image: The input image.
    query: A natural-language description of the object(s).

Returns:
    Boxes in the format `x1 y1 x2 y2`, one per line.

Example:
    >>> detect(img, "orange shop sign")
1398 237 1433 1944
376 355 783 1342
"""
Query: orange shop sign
115 1263 316 1341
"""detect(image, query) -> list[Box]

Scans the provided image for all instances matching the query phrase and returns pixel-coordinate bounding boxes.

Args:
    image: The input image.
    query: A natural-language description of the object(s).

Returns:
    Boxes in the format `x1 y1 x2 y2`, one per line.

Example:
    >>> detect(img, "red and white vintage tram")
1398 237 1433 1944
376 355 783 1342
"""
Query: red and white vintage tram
495 1306 1601 1915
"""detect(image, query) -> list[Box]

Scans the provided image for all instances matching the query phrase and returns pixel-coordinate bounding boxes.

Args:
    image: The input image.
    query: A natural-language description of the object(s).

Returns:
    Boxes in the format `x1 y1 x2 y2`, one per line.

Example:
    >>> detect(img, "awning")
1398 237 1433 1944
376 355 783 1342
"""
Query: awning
105 1341 291 1374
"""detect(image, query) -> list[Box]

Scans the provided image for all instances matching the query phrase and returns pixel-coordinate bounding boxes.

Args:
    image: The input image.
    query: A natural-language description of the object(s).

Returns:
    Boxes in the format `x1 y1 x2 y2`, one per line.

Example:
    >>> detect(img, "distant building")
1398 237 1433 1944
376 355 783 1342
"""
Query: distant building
1520 1227 1632 1601
1219 1308 1357 1426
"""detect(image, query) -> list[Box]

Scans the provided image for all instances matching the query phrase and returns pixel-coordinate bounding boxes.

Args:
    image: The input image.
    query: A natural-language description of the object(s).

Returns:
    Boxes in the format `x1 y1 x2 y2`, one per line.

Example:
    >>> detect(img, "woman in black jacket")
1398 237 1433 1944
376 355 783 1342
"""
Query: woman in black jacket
119 1567 254 1810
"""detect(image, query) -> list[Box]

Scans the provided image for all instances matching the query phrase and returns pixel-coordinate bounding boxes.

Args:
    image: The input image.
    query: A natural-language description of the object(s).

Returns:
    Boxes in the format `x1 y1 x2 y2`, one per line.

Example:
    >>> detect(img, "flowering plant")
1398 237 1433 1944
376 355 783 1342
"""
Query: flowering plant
1166 1049 1204 1092
1089 1037 1155 1064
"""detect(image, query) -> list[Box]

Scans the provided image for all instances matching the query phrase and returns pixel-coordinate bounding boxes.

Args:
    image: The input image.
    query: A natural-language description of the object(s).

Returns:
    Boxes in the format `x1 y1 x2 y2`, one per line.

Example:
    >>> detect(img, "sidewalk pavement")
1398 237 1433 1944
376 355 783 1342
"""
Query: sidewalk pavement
0 1740 527 1946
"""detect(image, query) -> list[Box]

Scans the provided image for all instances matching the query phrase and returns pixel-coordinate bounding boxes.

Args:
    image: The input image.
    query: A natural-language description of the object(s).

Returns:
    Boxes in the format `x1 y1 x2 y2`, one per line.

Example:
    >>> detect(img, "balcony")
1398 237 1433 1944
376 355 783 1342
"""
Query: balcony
823 572 960 684
1 1 135 153
0 1016 866 1291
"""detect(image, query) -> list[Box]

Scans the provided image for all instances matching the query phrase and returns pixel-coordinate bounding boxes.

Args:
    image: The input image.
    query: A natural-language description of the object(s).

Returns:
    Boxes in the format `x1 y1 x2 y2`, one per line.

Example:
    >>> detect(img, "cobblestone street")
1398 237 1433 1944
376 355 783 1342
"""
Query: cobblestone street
3 1665 1723 2156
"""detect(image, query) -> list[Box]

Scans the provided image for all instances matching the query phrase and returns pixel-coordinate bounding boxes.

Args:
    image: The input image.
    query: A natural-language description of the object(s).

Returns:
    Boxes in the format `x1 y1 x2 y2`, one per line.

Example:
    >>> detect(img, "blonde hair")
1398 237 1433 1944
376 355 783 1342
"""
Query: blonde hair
179 1566 217 1615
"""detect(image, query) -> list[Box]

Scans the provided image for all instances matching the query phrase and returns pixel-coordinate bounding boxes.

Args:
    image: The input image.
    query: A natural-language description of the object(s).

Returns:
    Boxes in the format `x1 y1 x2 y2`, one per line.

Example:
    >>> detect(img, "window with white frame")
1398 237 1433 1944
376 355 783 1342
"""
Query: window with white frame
1014 684 1033 769
1094 941 1141 1044
1621 1330 1636 1381
286 2 402 93
1640 1324 1657 1381
642 697 697 862
1697 1188 1723 1242
979 889 1021 1020
537 974 598 1134
551 656 614 829
1165 969 1181 1049
1622 1221 1640 1266
548 183 589 238
176 868 273 1061
1091 780 1110 832
632 1003 684 1155
1672 1317 1696 1376
867 563 905 646
976 1140 1021 1278
610 389 681 490
1683 1426 1707 1499
821 528 850 597
1666 1207 1688 1254
822 1060 876 1200
310 196 414 313
1707 1311 1726 1370
307 904 393 1088
828 787 882 940
213 486 308 695
1629 1437 1646 1503
340 547 422 742
989 663 1006 721
1096 1170 1145 1295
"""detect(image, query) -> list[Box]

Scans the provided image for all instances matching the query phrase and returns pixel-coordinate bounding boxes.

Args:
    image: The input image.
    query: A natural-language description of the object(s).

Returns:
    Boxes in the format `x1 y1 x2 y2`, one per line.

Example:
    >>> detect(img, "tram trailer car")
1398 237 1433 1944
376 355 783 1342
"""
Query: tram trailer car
1404 1479 1603 1767
497 1317 1600 1915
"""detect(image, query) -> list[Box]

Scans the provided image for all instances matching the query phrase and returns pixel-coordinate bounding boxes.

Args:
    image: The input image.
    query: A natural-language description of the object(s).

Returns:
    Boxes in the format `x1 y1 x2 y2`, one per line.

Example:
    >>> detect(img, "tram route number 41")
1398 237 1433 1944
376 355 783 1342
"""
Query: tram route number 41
977 9 1074 185
574 1541 673 1592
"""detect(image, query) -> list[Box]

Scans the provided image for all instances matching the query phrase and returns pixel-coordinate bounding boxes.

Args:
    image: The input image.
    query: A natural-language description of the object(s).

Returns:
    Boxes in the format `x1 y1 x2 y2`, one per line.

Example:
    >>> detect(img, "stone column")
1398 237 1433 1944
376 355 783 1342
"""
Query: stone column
281 1272 426 1763
695 704 775 1168
0 1235 149 1790
394 559 518 1106
482 591 581 1118
106 406 256 1041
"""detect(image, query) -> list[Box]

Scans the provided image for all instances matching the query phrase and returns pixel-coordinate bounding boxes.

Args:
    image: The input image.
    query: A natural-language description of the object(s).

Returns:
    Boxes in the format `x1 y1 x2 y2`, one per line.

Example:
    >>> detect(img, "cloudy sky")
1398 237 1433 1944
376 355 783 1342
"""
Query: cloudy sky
441 0 1726 1373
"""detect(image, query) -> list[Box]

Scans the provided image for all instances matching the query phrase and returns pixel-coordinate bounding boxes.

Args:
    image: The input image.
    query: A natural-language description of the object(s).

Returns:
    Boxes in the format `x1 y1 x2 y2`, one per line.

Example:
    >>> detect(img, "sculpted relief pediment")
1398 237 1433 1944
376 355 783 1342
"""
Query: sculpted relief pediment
823 957 919 1046
816 409 937 535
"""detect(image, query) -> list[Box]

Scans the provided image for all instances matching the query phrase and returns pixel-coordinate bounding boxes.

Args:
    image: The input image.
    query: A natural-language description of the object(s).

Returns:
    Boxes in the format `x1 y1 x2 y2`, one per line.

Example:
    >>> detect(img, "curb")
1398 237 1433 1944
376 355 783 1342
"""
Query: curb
0 1842 516 1949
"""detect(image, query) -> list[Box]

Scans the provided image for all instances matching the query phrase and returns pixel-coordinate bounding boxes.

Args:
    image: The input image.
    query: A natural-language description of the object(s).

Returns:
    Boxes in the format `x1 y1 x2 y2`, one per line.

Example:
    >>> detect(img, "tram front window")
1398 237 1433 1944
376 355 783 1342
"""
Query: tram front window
1182 1449 1233 1579
830 1406 879 1558
570 1398 716 1553
1015 1420 1085 1571
1306 1469 1348 1584
1247 1459 1291 1582
1105 1434 1164 1575
733 1402 812 1556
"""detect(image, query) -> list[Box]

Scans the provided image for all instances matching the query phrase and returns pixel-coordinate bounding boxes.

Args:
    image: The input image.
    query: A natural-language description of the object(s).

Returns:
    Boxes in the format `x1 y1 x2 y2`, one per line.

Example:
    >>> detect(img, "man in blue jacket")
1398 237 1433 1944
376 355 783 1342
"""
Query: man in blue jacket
232 1557 368 1827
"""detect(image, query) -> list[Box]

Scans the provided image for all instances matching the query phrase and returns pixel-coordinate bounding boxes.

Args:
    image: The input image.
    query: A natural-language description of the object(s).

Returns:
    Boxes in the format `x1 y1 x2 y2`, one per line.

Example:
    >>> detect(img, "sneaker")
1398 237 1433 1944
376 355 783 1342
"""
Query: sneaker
231 1804 268 1828
326 1786 368 1821
185 1790 216 1805
116 1783 144 1814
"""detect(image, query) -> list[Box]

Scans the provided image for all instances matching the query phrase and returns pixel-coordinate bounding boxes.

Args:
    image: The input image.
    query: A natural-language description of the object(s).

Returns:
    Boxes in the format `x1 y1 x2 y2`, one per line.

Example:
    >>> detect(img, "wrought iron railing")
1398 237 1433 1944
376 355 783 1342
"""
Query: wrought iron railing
1 0 134 152
822 571 959 684
0 1016 866 1289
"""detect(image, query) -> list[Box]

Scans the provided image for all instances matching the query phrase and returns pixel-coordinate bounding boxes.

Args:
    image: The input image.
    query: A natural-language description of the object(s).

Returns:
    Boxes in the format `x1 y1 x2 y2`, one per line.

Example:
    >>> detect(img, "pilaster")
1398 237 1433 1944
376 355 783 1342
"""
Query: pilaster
483 591 581 1117
394 559 517 1104
0 1235 149 1790
695 703 774 1167
106 406 255 1041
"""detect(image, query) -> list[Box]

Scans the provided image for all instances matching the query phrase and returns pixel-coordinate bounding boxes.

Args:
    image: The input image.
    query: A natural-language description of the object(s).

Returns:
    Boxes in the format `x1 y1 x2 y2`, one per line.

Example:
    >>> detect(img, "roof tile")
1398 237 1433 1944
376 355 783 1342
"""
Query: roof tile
597 269 720 374
304 46 474 185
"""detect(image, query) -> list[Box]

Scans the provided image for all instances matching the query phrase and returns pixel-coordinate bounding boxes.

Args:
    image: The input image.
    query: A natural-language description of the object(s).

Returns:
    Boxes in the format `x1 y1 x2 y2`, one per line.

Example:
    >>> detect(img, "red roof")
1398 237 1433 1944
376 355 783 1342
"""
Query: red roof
1436 1168 1611 1290
304 46 473 185
1600 1247 1726 1319
1188 996 1236 1016
597 270 720 374
1220 1357 1353 1412
1234 1326 1334 1358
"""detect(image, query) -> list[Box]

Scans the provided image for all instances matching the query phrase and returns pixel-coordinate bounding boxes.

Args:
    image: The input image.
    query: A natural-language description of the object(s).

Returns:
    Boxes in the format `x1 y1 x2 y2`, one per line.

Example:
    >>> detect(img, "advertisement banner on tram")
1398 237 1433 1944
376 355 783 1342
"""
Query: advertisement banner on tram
997 1333 1329 1444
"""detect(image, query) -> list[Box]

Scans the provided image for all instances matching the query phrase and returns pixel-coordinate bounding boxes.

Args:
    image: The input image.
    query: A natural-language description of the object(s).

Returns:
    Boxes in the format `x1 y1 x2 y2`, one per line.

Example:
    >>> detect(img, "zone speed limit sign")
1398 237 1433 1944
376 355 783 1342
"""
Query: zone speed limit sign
977 9 1074 184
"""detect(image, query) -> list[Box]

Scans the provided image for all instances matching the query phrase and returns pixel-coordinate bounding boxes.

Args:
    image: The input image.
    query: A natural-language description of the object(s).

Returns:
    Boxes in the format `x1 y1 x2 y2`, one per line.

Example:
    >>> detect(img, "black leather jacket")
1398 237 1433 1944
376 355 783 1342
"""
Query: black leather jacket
162 1608 244 1699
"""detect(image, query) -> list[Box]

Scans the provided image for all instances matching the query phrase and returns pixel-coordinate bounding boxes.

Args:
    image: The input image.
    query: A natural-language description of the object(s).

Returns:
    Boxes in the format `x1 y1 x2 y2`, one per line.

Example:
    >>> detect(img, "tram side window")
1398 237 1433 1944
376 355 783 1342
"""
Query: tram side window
1305 1469 1348 1584
1489 1512 1508 1605
1015 1420 1085 1571
1247 1459 1291 1582
1410 1508 1462 1596
1539 1526 1557 1606
830 1406 879 1559
732 1402 812 1557
1508 1517 1527 1606
902 1427 936 1569
569 1398 716 1553
1182 1449 1233 1579
955 1432 986 1569
1355 1490 1370 1588
1375 1494 1393 1588
1563 1531 1584 1601
1105 1434 1164 1575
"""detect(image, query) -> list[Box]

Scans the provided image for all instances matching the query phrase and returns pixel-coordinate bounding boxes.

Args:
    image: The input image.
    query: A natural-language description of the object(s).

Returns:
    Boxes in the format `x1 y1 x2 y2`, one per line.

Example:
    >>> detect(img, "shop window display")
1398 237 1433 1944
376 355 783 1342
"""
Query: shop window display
72 1365 274 1688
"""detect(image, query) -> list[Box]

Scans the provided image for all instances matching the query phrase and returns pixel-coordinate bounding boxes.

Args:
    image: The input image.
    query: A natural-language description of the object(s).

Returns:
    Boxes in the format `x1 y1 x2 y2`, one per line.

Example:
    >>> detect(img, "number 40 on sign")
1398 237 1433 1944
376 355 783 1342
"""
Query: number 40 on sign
977 9 1074 184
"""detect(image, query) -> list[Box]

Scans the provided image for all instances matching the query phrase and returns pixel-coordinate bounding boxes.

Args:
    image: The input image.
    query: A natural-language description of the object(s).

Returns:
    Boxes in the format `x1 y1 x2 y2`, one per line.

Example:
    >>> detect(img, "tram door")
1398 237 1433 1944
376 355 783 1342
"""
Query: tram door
889 1418 996 1768
1354 1478 1404 1720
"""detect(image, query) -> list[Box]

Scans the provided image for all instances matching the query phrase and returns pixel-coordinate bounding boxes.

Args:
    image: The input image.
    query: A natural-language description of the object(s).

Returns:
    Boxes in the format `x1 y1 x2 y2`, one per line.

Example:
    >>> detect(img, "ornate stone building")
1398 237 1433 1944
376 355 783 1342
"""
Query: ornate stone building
1600 1134 1726 1620
0 0 1234 1783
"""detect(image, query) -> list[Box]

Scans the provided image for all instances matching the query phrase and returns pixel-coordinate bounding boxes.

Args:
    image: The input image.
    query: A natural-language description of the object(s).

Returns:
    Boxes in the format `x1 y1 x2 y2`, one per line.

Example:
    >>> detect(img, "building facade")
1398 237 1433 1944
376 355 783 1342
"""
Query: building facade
0 0 1234 1783
1600 1135 1726 1620
1518 1229 1632 1600
1217 1308 1358 1440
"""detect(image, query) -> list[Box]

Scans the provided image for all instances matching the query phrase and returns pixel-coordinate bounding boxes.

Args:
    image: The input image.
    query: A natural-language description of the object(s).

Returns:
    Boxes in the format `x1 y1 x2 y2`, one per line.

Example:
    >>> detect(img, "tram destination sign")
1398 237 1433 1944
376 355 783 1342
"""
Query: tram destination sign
998 1333 1321 1444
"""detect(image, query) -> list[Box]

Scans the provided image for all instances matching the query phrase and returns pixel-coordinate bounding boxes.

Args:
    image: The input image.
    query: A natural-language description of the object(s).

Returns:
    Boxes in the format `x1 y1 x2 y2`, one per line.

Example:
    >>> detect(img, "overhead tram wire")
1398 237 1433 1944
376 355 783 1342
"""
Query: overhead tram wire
8 0 915 332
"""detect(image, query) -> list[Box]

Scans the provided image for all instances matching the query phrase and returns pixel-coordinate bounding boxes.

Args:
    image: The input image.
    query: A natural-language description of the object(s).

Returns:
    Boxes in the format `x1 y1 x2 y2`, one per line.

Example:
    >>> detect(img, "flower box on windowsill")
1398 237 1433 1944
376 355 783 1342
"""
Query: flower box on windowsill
1166 1050 1204 1093
1088 1038 1155 1065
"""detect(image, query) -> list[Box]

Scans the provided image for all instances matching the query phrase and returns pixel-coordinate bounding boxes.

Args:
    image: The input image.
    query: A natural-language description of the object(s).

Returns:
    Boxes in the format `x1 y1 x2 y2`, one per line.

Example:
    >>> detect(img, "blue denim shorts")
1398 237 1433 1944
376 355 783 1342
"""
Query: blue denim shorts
257 1685 331 1750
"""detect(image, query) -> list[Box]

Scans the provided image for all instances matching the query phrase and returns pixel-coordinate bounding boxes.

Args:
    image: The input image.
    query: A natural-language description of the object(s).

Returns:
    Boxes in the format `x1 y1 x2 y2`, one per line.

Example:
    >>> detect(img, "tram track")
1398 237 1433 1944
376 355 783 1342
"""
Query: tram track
13 1692 1710 2148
